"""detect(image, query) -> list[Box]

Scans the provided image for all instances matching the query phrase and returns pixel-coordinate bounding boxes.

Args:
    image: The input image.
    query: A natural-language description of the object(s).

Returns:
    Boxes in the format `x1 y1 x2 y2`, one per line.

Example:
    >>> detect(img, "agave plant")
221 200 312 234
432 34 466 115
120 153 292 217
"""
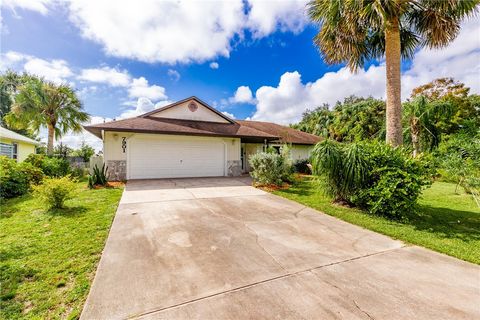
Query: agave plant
87 163 108 189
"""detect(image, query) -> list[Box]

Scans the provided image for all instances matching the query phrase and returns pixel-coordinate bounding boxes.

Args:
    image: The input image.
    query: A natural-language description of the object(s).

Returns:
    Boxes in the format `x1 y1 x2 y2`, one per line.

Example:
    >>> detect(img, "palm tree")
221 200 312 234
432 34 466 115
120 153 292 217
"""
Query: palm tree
5 78 89 155
307 0 478 146
403 95 454 156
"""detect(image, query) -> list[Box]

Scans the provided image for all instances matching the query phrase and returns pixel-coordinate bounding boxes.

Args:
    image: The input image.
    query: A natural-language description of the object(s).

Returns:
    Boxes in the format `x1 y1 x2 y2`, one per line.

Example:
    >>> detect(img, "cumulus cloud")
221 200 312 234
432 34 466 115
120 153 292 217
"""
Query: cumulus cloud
246 0 307 38
78 66 131 87
209 62 219 69
118 97 171 119
2 0 53 15
167 69 180 81
251 17 480 124
128 77 167 101
66 0 246 64
222 111 236 119
229 86 255 104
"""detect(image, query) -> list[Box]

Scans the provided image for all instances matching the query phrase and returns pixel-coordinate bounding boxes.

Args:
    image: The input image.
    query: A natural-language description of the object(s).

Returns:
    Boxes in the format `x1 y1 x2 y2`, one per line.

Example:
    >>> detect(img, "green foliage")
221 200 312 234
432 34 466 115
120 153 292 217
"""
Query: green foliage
17 162 44 186
292 96 385 142
24 154 71 177
0 157 29 199
88 164 108 189
436 132 480 205
71 142 95 162
249 152 293 186
33 176 76 209
311 140 432 219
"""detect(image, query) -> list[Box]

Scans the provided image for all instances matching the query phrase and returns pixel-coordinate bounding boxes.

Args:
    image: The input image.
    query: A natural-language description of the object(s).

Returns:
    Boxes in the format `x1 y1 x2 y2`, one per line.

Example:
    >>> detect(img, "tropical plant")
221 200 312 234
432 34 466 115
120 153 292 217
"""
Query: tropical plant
0 156 29 199
311 140 432 219
4 77 89 155
33 176 76 210
24 153 71 177
307 0 479 146
88 163 108 189
249 152 293 186
403 96 454 156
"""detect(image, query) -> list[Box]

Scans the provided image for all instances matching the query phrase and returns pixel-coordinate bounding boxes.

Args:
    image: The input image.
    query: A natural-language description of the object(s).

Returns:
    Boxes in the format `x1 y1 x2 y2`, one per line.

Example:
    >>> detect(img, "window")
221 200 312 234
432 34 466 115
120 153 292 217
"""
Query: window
0 143 13 158
12 143 18 160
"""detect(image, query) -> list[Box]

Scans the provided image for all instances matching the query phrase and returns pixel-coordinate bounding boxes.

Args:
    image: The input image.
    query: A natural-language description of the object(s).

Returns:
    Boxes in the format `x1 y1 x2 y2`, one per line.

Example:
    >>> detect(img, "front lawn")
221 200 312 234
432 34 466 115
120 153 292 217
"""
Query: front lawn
0 181 123 319
273 178 480 264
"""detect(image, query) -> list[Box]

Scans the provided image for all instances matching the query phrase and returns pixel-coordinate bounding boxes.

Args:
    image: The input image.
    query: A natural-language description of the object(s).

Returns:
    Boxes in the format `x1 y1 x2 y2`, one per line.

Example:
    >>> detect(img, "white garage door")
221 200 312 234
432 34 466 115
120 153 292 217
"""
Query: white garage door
128 134 225 179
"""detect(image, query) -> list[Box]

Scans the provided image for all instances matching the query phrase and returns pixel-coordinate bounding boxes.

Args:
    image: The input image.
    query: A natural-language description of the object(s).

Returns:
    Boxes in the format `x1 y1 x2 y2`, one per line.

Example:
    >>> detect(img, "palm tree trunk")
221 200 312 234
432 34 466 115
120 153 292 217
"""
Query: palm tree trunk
47 124 55 155
385 19 403 146
410 117 420 157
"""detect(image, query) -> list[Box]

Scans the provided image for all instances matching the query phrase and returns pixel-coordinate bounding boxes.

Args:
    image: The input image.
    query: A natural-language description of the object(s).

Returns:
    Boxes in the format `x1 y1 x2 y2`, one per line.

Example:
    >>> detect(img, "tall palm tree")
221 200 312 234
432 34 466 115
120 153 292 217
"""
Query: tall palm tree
5 78 89 155
307 0 478 146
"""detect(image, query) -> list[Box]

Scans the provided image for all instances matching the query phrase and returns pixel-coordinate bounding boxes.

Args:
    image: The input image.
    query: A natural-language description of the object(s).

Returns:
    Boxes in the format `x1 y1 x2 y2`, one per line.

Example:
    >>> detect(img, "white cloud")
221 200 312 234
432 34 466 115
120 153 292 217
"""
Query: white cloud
222 111 236 119
128 77 167 101
2 0 53 15
251 17 480 124
209 62 219 69
23 58 73 84
167 69 180 81
229 85 255 104
246 0 308 38
78 66 131 87
66 0 246 64
118 97 171 119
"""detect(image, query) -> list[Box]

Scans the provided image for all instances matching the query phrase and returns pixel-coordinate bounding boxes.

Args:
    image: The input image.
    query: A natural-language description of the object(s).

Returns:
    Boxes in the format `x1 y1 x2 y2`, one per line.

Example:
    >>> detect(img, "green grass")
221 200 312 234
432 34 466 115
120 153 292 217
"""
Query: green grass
0 181 123 319
273 178 480 264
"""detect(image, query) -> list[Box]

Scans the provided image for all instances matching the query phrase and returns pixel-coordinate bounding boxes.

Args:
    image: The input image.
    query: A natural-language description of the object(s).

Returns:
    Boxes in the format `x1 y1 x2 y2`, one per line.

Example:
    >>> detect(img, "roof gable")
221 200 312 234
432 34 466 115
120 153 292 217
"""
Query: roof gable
0 127 40 145
143 97 235 124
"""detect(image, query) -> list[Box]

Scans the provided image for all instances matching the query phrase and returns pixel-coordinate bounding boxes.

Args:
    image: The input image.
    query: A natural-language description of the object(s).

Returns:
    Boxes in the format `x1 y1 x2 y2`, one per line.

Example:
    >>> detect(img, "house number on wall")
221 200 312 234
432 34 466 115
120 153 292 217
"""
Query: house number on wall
122 137 127 153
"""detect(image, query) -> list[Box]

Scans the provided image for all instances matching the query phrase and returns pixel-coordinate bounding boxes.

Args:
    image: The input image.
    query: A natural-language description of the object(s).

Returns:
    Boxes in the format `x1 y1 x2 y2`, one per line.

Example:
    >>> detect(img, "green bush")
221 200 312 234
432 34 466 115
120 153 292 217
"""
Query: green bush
311 140 432 219
249 152 293 186
25 154 71 177
33 176 76 209
18 162 44 185
0 156 29 199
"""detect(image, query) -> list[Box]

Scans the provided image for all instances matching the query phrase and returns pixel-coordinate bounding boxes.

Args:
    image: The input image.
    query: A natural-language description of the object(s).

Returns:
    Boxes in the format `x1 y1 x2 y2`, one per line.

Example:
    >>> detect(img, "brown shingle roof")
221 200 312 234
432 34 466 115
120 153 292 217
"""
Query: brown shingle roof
237 120 321 145
84 116 320 145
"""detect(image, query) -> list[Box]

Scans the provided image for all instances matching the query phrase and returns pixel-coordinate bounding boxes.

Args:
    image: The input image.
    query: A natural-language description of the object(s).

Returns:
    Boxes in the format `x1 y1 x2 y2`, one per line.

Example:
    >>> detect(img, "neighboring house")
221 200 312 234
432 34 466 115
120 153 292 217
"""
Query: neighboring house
84 96 321 180
0 127 40 162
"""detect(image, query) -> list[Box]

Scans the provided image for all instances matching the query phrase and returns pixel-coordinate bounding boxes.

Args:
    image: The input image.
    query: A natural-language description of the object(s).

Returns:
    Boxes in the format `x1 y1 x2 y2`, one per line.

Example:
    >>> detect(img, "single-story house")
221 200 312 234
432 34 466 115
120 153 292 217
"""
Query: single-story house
0 127 40 162
84 96 320 180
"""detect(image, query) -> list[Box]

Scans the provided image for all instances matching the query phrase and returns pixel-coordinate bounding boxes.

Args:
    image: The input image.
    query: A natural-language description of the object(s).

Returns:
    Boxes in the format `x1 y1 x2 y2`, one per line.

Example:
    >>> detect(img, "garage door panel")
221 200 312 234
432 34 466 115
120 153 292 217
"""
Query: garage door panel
128 135 225 179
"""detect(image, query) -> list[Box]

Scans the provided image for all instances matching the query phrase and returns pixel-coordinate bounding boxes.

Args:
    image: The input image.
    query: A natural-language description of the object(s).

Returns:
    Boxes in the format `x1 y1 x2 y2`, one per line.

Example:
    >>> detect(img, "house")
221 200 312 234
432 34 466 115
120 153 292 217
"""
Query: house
84 97 320 180
0 127 40 162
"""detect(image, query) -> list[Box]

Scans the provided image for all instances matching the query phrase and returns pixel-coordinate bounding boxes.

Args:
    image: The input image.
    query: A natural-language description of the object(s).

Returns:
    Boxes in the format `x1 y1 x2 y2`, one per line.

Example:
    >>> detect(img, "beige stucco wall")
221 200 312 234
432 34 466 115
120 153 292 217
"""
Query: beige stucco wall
151 100 229 123
0 138 36 162
103 131 241 178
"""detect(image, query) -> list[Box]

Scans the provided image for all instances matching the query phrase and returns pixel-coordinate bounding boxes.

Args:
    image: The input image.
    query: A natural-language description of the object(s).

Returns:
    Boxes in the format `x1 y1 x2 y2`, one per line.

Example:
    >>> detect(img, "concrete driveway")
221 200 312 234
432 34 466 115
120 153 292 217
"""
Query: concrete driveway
81 177 480 319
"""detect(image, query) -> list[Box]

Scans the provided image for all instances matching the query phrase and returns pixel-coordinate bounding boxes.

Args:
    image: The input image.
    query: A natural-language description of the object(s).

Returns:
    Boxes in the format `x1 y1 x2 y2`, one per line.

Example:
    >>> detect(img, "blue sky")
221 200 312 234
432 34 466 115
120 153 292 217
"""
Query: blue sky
1 0 479 149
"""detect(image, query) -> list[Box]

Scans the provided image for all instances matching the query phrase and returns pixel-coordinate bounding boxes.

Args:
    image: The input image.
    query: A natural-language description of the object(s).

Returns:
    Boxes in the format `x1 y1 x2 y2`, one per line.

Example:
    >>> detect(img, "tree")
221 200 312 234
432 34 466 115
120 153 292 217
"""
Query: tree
403 96 454 156
307 0 478 146
5 78 89 155
72 142 95 162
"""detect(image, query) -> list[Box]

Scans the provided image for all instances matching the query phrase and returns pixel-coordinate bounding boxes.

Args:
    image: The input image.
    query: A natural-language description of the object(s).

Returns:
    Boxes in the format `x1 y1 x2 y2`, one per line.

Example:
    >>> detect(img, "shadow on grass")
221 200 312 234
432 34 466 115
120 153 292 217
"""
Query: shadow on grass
406 205 480 242
46 205 88 217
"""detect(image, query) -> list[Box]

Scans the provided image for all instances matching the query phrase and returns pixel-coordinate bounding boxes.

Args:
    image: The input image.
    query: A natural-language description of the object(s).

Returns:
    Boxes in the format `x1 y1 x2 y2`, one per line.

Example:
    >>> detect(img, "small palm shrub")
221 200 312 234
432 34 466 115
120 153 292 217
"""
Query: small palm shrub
33 176 76 209
311 140 432 219
87 164 108 189
249 152 293 186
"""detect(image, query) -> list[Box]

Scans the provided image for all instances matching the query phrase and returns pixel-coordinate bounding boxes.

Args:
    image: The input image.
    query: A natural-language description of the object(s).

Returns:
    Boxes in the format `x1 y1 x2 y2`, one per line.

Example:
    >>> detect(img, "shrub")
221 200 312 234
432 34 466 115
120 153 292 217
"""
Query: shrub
311 140 432 219
18 162 44 185
24 154 71 177
87 163 108 189
249 152 293 186
0 156 29 199
41 157 71 177
293 159 311 174
33 176 76 209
